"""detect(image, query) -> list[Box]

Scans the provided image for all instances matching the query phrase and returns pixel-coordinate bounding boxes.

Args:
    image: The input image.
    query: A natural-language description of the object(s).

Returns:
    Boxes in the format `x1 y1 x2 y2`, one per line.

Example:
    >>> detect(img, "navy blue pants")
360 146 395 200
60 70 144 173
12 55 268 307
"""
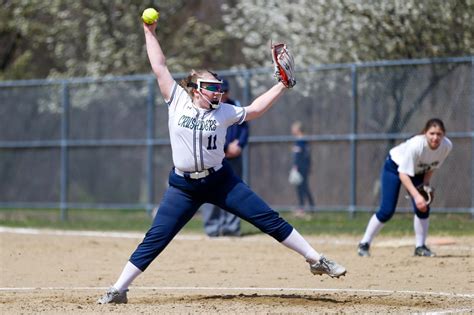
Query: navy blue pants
130 162 294 271
375 156 430 223
296 174 314 208
202 156 243 236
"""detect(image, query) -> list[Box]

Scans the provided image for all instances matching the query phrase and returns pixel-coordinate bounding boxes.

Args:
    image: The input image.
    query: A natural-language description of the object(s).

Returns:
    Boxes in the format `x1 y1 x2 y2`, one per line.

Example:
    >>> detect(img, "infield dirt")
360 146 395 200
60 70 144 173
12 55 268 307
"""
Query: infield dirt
1 229 473 314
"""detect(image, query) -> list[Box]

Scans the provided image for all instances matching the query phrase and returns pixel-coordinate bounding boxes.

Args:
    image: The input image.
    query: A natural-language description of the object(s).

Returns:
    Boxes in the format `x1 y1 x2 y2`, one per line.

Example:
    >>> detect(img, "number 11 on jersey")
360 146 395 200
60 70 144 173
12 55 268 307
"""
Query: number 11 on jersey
207 135 217 150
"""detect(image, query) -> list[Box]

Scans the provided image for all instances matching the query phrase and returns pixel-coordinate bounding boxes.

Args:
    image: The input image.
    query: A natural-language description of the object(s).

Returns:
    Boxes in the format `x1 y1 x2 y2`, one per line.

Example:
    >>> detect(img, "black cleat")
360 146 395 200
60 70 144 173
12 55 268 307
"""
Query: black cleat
358 242 370 257
414 245 436 257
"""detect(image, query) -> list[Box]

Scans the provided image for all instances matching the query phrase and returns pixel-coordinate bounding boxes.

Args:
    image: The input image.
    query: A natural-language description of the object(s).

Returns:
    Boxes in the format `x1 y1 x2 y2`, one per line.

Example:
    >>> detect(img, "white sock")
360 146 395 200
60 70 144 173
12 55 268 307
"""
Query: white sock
414 215 429 247
113 261 143 292
360 214 385 244
281 228 321 264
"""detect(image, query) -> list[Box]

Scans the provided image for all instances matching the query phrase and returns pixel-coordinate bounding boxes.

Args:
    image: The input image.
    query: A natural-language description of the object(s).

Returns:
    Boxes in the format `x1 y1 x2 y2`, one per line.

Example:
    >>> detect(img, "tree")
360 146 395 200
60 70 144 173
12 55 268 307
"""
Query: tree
0 0 234 80
222 0 473 67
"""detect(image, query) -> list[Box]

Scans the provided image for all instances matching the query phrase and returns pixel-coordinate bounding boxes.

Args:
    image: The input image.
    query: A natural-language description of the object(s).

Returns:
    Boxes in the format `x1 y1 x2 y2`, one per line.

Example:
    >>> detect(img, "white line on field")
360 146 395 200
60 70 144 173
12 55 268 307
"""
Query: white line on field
2 227 472 249
0 226 145 239
0 227 353 244
0 286 473 299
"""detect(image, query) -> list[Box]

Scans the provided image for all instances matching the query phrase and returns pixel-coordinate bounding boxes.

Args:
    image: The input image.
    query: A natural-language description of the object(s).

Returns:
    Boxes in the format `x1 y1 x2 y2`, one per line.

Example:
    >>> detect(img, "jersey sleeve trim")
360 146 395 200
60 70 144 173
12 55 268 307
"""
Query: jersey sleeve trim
237 108 247 125
166 82 178 107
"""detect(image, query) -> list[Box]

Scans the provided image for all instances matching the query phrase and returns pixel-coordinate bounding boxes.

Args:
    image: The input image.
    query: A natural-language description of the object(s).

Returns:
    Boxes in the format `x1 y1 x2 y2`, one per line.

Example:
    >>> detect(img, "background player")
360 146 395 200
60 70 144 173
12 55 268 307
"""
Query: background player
202 79 249 237
358 118 452 257
290 121 315 217
98 15 346 304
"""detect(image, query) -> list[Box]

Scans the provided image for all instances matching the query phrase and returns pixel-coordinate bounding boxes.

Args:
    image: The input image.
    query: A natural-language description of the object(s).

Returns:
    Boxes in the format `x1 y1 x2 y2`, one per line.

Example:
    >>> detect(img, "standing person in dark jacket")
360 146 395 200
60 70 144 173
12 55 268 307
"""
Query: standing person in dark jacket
290 121 315 216
202 79 249 237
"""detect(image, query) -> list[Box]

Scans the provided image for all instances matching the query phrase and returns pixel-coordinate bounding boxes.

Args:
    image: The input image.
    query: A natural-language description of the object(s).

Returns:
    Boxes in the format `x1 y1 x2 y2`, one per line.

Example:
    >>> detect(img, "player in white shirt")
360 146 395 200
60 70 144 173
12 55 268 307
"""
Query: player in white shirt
98 17 346 305
358 118 452 257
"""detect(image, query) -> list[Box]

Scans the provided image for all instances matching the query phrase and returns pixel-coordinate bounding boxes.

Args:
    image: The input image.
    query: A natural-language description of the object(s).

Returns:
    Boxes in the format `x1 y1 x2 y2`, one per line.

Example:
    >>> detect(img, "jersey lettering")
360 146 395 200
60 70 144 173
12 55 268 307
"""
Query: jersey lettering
178 115 217 131
416 161 439 173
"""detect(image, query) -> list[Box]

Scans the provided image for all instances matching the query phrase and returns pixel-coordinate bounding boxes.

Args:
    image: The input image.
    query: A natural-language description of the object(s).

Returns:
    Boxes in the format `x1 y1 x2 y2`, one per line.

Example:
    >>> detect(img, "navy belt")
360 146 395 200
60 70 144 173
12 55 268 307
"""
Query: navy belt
174 165 222 179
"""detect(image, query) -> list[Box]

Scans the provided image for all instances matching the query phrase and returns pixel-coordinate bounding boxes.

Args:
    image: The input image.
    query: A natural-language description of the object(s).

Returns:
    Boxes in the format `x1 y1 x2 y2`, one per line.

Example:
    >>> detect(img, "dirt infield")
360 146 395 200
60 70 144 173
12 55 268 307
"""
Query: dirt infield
1 228 473 314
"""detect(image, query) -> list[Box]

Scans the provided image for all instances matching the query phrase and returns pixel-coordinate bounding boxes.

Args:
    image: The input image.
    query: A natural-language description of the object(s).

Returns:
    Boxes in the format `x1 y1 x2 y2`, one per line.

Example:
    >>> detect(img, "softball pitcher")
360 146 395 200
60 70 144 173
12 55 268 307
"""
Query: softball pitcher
98 15 346 304
358 118 452 257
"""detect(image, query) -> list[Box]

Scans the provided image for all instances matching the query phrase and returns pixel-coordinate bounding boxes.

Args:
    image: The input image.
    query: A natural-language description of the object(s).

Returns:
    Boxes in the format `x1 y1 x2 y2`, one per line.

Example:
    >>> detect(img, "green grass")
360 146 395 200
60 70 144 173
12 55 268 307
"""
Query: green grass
0 208 472 236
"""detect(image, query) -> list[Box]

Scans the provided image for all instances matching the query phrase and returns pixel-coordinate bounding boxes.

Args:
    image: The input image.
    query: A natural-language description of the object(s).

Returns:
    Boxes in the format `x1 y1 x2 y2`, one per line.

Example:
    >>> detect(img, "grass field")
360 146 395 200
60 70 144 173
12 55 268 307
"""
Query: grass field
0 208 472 236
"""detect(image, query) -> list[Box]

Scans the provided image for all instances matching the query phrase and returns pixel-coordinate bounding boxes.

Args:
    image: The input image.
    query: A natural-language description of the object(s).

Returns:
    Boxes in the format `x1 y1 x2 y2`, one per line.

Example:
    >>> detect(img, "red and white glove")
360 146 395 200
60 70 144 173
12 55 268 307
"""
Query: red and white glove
271 42 296 88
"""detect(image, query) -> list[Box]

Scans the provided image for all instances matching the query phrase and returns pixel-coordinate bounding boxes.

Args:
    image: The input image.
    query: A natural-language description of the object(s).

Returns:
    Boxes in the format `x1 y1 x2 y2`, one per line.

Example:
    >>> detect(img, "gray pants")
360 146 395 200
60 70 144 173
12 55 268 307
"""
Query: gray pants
202 157 242 236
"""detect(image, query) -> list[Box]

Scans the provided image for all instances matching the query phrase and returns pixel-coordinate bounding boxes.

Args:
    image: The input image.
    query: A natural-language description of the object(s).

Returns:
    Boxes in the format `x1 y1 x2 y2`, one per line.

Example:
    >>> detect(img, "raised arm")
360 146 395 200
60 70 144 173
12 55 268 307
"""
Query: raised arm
244 82 287 121
143 22 174 101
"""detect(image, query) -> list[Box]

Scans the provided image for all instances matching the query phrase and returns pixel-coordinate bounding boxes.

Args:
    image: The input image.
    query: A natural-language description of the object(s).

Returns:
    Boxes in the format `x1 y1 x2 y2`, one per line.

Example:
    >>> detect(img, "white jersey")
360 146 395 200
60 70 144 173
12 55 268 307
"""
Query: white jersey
389 135 452 176
166 82 246 172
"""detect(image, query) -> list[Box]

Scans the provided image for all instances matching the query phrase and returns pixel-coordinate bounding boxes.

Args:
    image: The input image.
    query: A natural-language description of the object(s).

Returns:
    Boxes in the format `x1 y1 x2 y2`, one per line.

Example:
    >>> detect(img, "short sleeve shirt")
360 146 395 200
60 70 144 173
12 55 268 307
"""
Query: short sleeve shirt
166 82 246 172
389 135 452 176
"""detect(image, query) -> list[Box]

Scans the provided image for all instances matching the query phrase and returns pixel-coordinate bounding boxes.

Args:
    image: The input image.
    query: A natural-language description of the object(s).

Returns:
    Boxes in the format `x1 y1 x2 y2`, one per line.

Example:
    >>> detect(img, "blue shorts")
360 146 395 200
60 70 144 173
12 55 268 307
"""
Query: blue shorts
375 156 429 223
130 161 294 271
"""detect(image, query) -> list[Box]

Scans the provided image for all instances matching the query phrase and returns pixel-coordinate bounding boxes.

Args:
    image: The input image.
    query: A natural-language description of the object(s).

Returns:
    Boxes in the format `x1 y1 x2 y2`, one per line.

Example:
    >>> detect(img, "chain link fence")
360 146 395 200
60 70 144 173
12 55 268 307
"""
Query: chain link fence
0 57 472 219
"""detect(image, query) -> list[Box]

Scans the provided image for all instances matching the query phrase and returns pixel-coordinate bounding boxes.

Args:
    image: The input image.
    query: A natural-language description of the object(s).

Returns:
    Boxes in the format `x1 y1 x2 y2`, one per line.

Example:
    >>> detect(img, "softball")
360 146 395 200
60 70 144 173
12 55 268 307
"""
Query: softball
142 8 159 24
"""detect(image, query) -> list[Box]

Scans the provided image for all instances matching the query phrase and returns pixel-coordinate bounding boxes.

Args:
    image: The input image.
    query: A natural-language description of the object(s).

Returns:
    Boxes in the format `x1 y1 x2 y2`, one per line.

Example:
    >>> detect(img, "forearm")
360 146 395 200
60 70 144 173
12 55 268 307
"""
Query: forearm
423 170 434 185
144 28 166 76
143 24 174 100
244 82 286 121
399 173 419 198
400 172 428 212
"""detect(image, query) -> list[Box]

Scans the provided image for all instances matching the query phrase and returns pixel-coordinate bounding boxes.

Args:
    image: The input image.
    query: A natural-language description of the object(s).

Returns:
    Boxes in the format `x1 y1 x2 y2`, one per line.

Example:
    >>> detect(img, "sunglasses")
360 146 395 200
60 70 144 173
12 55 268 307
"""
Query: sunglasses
197 79 224 93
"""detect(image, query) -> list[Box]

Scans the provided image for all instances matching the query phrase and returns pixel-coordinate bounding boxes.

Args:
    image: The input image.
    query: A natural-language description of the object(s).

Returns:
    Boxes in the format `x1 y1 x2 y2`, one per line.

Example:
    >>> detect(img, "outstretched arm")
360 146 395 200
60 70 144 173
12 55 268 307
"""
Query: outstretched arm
244 82 287 121
143 22 174 101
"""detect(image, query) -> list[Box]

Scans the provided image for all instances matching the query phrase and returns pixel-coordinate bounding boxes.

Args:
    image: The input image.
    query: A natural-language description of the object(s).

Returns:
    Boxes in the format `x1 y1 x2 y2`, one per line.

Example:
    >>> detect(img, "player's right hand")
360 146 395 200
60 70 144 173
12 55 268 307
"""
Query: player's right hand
414 194 428 212
225 140 242 158
143 21 157 32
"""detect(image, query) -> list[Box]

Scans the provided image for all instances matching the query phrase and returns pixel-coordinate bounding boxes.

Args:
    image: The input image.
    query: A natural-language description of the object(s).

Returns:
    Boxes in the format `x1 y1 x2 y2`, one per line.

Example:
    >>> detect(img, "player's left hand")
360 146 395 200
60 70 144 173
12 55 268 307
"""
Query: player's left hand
271 42 296 88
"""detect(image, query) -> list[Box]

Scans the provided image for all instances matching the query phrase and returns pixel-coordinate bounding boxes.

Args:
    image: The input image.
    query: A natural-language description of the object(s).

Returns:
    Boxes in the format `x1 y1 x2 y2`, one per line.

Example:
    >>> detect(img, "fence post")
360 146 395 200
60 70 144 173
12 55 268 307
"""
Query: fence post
242 71 252 185
146 77 156 215
349 65 358 218
471 57 474 220
60 82 70 221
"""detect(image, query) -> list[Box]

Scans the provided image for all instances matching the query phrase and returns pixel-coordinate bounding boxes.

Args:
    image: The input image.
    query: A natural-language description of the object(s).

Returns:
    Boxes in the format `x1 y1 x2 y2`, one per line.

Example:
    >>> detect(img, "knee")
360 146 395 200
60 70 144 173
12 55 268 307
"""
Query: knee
269 221 293 242
375 210 394 223
252 210 293 242
415 208 430 219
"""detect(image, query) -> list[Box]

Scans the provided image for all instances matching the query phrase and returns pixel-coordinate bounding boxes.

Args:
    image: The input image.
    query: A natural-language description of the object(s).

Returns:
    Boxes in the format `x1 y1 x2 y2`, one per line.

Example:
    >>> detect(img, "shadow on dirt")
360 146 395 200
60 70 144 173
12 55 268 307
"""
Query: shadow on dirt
434 254 471 258
200 293 344 304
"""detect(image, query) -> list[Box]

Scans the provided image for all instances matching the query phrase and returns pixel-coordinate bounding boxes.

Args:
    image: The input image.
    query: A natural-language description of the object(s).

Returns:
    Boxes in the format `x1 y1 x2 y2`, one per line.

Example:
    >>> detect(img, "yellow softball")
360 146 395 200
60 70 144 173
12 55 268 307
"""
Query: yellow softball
142 8 159 24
